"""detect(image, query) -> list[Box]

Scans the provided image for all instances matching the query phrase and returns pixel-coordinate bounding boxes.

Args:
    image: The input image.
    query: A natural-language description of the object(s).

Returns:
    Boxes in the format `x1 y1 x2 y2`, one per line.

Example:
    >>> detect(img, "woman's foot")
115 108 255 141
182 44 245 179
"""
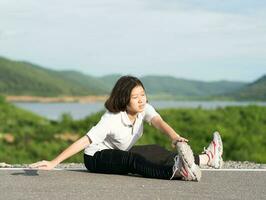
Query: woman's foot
202 131 223 169
171 142 201 181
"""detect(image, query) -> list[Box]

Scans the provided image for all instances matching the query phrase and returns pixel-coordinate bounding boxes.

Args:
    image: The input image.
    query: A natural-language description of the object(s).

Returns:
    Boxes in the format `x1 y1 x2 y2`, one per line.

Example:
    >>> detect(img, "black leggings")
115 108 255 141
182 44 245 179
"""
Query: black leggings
83 144 200 180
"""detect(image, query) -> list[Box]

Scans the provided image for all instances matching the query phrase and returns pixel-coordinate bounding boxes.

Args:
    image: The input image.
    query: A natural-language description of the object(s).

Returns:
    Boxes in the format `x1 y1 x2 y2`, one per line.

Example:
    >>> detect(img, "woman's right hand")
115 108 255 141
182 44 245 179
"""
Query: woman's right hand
29 160 57 170
171 136 189 148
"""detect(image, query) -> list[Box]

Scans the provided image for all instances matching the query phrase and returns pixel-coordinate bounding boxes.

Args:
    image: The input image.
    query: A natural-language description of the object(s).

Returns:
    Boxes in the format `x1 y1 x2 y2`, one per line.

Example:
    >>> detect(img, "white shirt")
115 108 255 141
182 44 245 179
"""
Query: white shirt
84 103 161 156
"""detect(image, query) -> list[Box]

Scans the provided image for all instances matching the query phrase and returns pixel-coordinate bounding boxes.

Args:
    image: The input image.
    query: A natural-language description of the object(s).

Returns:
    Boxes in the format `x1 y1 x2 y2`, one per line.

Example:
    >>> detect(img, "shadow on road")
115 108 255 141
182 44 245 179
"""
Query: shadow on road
67 169 144 179
11 169 39 176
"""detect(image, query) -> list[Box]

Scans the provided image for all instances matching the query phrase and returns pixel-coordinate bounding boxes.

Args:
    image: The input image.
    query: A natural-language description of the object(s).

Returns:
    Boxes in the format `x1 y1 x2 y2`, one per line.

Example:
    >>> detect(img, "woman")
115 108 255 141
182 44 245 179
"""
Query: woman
30 75 223 181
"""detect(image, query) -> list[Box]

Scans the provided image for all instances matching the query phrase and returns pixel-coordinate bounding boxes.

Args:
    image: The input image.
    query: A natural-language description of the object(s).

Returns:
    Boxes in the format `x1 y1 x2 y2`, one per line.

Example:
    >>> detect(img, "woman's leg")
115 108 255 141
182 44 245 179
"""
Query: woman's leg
129 144 176 165
129 144 200 166
199 131 224 168
84 149 174 180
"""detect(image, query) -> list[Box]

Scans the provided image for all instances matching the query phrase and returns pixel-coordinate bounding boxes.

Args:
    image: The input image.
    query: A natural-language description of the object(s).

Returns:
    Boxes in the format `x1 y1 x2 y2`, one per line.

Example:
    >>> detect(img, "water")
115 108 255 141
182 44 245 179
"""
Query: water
14 102 104 120
14 101 266 121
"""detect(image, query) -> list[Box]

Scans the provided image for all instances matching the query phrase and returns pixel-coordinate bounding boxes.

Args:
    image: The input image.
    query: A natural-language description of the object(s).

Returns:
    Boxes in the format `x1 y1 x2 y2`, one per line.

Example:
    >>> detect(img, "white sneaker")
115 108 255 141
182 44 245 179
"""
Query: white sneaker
171 142 201 181
203 131 223 169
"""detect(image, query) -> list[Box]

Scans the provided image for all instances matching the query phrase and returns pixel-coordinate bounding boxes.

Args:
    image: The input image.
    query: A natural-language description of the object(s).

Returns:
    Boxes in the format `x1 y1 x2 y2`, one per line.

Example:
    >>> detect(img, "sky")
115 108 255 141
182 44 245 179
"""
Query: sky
0 0 266 82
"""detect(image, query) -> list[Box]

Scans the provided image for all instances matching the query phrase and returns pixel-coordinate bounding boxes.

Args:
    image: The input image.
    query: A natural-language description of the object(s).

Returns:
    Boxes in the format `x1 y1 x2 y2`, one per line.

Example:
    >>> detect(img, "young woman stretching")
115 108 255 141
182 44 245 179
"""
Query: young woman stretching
30 75 223 181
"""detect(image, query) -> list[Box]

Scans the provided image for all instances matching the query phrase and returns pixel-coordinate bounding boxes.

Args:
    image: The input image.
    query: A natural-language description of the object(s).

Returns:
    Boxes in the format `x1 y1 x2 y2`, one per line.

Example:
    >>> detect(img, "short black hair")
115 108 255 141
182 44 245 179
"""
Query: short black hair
104 75 146 113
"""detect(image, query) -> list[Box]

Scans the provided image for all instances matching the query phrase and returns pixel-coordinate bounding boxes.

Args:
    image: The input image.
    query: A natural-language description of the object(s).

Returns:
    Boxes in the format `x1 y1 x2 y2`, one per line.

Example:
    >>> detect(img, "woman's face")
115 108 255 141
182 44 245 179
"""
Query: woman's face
127 85 147 114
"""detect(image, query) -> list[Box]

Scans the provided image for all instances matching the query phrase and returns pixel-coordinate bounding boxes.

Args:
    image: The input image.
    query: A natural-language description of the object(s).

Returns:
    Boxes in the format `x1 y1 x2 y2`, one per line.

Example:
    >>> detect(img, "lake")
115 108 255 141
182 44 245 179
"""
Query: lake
14 101 266 121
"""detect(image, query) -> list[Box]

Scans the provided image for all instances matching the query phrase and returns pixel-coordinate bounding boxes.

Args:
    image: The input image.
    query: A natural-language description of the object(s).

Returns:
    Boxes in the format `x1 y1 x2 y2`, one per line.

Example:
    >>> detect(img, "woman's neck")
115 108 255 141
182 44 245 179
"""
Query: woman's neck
126 111 138 124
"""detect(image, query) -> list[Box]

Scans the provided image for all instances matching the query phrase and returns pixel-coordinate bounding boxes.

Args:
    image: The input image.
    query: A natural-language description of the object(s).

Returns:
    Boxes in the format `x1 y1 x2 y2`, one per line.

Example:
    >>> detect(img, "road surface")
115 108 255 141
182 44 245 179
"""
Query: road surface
0 169 265 200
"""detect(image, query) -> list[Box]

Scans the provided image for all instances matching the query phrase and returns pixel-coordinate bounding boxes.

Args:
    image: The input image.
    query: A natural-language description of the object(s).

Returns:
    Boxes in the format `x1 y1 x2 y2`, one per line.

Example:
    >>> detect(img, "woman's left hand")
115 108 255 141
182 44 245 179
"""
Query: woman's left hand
171 136 189 148
29 160 57 170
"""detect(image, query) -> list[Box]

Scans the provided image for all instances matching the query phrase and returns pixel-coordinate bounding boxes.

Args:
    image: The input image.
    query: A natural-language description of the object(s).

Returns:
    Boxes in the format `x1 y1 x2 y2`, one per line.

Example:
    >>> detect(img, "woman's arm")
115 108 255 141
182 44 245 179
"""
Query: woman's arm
30 135 91 170
151 116 188 146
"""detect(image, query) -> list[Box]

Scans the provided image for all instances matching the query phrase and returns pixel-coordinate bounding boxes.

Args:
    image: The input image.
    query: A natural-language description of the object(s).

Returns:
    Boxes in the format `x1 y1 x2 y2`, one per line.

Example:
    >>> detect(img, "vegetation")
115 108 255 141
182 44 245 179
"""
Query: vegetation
0 99 265 164
140 106 266 163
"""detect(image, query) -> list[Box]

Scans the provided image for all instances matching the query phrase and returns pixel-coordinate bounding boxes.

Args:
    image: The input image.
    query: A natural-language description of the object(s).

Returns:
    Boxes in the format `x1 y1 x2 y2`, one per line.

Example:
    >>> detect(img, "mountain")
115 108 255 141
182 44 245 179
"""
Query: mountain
0 56 249 99
230 75 266 100
0 57 107 96
57 70 109 94
99 74 122 90
141 75 246 97
98 75 246 98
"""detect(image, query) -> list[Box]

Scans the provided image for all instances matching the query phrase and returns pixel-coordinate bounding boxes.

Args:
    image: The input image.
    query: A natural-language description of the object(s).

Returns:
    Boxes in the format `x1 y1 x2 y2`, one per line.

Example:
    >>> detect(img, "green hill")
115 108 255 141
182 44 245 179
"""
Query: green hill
99 74 122 91
98 75 246 98
0 57 107 96
57 70 109 94
141 75 246 98
0 56 248 99
230 75 266 100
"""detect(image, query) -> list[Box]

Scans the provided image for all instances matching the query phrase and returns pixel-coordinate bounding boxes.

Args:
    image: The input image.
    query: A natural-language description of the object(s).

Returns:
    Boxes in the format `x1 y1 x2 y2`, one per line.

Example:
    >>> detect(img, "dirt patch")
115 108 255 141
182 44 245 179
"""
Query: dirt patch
5 95 108 103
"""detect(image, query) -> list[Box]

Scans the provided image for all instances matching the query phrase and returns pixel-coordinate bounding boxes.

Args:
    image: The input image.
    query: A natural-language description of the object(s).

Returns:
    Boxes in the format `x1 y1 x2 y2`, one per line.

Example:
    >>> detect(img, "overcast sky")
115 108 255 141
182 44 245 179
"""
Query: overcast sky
0 0 266 82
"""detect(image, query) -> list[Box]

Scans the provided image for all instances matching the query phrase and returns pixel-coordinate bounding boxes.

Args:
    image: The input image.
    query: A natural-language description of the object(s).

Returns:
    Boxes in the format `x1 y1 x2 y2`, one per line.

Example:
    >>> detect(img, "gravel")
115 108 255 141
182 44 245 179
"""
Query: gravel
202 160 266 169
0 161 265 169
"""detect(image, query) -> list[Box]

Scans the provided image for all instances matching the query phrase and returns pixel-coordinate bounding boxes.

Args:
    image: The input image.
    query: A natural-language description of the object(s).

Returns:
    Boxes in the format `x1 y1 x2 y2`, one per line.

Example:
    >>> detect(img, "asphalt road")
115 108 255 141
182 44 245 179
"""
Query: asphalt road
0 169 265 200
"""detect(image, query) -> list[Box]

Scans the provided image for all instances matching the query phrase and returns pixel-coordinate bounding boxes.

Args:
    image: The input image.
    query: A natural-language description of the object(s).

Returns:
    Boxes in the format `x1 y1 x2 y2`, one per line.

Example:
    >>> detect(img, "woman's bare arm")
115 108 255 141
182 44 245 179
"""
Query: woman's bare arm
151 116 188 147
30 135 91 170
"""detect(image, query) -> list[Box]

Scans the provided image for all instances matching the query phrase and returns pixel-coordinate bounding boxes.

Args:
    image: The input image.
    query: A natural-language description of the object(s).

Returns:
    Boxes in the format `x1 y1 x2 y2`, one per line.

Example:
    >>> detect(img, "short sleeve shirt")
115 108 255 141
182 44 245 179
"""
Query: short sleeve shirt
84 103 161 156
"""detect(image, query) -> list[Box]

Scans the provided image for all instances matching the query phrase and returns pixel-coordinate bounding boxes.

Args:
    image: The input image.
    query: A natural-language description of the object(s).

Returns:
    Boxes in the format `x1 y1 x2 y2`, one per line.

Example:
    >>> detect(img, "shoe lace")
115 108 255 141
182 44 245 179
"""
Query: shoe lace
170 155 180 180
202 141 213 154
202 146 208 154
202 145 213 164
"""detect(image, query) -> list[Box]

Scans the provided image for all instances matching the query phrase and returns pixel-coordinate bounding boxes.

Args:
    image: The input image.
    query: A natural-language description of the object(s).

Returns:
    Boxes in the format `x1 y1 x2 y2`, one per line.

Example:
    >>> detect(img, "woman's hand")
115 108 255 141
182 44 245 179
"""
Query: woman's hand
171 136 189 148
29 160 57 170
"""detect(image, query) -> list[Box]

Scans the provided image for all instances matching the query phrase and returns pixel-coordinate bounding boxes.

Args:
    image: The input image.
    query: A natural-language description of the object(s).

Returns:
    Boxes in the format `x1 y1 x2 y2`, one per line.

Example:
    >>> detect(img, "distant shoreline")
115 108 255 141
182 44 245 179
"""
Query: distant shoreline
5 95 108 103
5 95 266 103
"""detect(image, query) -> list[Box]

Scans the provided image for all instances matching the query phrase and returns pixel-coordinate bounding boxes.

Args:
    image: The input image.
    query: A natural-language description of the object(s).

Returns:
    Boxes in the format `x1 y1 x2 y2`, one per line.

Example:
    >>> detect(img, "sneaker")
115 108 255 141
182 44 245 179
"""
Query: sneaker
203 131 223 169
170 142 201 181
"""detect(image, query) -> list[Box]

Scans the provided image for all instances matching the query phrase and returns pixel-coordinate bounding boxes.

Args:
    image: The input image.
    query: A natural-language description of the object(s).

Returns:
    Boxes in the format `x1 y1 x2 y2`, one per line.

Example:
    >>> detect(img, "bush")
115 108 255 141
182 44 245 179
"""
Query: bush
0 95 6 104
0 102 266 163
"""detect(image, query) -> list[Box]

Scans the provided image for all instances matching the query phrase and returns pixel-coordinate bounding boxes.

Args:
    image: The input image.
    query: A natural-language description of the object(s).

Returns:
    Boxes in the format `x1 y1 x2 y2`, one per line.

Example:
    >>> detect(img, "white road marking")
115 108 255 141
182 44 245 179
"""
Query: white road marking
0 168 87 171
201 168 266 172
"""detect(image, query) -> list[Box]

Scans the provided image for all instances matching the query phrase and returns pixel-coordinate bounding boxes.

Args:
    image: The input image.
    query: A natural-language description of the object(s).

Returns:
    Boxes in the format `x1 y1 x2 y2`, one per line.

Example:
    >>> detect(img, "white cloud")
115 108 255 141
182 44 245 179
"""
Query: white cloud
0 0 265 81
